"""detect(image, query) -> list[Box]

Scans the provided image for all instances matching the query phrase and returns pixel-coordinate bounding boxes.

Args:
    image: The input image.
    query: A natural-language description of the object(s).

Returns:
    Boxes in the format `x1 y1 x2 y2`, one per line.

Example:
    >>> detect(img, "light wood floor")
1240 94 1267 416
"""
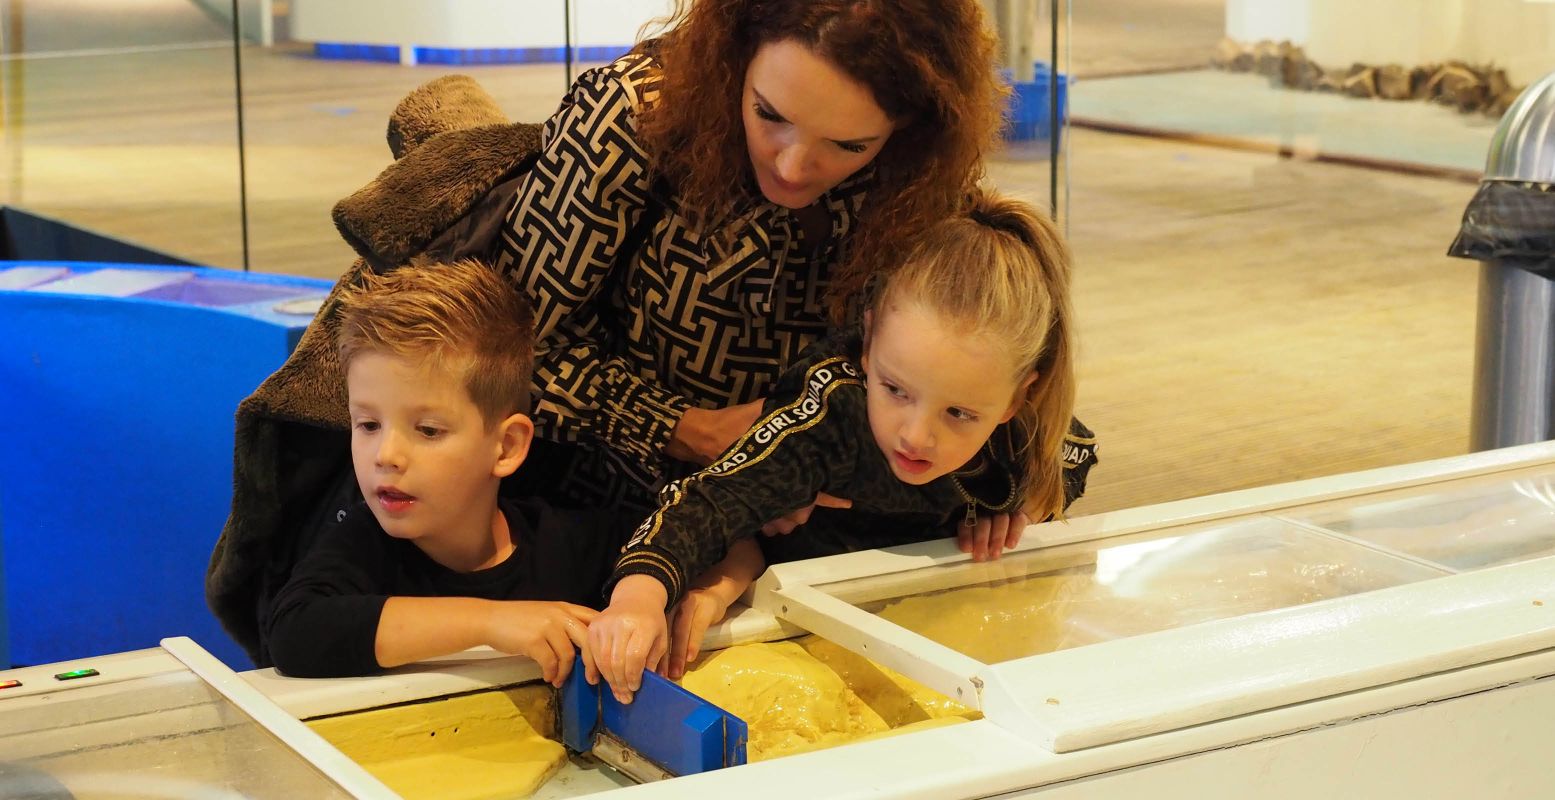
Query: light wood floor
1 33 1483 518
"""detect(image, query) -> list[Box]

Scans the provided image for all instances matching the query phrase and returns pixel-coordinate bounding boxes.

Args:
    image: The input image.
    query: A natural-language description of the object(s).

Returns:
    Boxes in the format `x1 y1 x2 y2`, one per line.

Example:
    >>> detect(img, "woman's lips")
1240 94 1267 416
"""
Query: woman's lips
892 451 932 474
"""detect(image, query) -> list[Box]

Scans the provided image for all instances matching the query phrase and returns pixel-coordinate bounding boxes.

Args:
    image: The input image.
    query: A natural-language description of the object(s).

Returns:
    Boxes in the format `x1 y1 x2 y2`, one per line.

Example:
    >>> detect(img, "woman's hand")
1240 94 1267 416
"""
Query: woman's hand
586 575 670 704
957 510 1030 562
667 400 765 465
484 601 596 688
761 493 853 536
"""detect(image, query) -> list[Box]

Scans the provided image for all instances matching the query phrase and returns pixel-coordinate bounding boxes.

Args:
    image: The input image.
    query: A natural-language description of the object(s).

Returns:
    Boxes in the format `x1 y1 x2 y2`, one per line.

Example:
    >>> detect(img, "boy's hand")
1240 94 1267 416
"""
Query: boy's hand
587 575 669 704
761 492 852 536
957 511 1030 562
485 601 597 688
664 588 732 679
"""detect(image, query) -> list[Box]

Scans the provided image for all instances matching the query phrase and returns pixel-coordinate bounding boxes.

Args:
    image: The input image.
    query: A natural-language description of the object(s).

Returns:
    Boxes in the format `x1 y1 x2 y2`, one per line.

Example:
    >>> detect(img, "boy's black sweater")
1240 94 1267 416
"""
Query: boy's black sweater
265 497 634 677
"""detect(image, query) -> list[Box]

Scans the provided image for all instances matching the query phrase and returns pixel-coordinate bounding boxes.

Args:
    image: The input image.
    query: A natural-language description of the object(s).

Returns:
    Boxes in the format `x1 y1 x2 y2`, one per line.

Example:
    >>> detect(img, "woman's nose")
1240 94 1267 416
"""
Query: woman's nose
775 142 812 185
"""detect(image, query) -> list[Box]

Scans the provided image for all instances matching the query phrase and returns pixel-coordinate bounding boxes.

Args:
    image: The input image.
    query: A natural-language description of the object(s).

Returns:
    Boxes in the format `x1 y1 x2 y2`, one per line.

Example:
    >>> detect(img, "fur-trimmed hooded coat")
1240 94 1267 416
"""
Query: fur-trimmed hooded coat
205 76 541 665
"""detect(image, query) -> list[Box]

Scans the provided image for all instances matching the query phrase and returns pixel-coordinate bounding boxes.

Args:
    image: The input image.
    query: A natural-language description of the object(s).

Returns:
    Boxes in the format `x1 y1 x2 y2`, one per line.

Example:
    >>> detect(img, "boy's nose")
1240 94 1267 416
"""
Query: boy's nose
376 432 408 469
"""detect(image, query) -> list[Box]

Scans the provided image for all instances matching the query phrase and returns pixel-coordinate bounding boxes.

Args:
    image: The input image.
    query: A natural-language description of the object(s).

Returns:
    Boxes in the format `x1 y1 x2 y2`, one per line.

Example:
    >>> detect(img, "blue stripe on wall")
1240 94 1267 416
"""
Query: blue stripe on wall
313 43 634 65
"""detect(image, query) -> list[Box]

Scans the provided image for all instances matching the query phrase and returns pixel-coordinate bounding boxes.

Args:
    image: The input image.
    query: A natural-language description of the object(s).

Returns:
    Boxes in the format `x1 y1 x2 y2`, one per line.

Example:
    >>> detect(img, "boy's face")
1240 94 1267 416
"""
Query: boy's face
346 351 527 545
860 301 1034 486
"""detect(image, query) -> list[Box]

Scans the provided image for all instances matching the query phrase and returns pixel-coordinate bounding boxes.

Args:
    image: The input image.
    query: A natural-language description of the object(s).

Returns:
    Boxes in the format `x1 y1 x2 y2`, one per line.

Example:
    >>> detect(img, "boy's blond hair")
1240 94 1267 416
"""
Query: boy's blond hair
336 258 535 427
872 190 1077 521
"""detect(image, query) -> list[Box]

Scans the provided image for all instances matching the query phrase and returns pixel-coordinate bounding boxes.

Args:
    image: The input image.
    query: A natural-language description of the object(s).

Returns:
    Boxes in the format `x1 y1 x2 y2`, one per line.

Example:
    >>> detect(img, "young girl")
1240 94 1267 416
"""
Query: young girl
584 190 1095 703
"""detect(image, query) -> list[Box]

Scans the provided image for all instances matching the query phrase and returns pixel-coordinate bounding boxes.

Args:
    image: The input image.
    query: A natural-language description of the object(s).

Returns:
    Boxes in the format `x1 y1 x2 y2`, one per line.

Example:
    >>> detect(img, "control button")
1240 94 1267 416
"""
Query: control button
54 668 99 681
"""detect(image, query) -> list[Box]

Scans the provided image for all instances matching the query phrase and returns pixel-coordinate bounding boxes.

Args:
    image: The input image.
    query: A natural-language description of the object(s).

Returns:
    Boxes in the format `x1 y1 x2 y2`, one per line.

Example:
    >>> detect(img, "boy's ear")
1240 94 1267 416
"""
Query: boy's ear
1000 371 1039 424
492 412 534 478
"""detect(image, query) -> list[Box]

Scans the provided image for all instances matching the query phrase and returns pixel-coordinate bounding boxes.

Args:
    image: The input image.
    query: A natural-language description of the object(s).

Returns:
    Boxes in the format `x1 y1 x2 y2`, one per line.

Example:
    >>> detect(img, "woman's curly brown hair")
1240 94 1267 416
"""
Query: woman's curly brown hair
636 0 1005 322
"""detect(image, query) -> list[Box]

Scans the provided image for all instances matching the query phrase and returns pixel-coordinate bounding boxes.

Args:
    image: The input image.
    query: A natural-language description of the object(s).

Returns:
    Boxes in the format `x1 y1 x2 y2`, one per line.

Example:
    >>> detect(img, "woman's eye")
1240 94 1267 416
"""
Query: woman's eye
835 141 867 154
753 103 784 123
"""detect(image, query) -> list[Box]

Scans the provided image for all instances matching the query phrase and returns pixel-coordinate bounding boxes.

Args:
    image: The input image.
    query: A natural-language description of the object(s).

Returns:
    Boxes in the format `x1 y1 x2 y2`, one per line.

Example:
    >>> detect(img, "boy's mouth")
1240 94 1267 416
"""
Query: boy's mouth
376 487 416 513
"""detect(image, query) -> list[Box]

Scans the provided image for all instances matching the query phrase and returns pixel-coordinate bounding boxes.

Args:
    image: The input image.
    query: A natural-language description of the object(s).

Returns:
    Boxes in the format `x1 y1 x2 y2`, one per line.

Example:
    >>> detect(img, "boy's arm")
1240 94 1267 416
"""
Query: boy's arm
376 597 596 687
264 512 396 678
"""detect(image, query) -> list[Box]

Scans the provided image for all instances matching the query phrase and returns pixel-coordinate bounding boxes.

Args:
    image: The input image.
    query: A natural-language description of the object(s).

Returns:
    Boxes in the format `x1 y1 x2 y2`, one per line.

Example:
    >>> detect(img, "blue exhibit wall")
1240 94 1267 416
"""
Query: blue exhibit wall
0 261 328 669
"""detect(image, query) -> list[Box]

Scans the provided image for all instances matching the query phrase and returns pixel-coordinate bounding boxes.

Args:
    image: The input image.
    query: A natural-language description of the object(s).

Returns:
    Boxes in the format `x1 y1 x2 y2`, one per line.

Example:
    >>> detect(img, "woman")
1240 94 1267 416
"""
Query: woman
491 0 1008 512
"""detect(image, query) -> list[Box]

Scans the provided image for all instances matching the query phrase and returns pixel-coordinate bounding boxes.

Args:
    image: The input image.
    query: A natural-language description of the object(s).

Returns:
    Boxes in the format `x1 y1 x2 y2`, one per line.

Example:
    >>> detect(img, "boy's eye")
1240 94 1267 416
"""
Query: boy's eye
881 381 907 399
416 425 444 438
354 420 379 433
753 102 784 123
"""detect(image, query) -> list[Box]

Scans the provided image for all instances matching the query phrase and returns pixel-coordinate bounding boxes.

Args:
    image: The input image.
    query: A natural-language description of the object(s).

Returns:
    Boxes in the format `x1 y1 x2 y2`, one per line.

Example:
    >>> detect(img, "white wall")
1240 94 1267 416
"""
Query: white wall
292 0 673 50
1227 0 1555 85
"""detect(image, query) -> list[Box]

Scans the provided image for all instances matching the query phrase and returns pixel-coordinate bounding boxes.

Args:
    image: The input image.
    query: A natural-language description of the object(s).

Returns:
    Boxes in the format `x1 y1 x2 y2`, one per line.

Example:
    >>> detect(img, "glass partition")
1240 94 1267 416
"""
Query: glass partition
0 668 356 797
813 515 1444 664
1283 464 1555 572
0 0 244 267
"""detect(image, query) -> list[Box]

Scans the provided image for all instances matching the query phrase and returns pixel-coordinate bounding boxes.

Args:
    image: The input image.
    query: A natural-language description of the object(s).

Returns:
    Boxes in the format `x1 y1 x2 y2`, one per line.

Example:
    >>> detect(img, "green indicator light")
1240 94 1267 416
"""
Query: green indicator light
54 669 99 681
0 680 20 689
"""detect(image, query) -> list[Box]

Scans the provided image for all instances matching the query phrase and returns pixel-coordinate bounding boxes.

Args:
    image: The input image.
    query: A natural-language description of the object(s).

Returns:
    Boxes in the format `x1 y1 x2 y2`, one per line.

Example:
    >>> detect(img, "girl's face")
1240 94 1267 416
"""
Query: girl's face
861 300 1037 486
741 39 895 209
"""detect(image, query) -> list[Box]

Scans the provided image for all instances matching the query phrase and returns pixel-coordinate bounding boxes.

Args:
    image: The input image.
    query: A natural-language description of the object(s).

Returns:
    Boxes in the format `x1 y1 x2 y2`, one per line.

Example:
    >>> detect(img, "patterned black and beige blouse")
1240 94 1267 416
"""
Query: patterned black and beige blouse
491 51 871 510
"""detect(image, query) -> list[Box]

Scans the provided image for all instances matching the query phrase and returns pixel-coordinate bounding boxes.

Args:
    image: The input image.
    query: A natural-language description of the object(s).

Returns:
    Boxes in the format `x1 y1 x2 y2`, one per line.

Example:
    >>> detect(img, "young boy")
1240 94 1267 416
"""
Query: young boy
263 259 632 684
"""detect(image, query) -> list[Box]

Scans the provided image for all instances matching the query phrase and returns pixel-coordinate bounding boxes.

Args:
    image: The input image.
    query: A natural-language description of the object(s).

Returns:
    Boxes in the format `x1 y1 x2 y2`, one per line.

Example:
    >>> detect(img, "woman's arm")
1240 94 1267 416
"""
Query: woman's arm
494 55 693 471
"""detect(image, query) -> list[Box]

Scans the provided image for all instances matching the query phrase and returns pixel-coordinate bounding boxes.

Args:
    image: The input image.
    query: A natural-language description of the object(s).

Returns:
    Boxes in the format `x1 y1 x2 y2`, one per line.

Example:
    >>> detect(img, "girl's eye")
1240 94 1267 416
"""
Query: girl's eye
753 103 784 123
882 381 907 399
354 420 379 433
835 140 868 154
948 408 980 423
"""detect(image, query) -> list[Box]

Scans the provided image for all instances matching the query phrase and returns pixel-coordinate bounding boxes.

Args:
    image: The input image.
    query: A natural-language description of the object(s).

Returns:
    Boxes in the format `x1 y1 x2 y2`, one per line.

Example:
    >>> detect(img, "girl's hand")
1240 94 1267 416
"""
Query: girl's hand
667 400 765 465
957 510 1030 562
664 588 732 679
586 575 670 704
760 493 852 536
484 601 596 687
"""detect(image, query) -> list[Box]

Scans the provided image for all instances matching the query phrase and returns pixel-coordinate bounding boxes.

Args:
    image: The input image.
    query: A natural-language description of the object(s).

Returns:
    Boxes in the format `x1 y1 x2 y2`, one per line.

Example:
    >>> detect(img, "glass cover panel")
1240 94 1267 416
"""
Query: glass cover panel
0 670 353 799
1285 468 1555 572
818 518 1445 664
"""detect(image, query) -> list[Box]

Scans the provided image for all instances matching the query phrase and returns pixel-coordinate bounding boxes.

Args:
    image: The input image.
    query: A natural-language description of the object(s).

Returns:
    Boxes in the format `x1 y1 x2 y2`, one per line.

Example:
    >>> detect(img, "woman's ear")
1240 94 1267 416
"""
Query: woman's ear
492 412 535 478
1000 371 1039 424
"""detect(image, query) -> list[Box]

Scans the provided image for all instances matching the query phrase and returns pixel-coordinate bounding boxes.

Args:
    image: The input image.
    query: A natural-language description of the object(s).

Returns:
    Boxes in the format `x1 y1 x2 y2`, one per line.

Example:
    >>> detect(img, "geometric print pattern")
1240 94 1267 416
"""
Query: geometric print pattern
491 52 872 510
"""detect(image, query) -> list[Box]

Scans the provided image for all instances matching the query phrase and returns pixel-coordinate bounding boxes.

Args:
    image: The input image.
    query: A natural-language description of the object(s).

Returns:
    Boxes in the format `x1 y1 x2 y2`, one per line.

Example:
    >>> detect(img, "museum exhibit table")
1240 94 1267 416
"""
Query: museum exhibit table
4 440 1554 798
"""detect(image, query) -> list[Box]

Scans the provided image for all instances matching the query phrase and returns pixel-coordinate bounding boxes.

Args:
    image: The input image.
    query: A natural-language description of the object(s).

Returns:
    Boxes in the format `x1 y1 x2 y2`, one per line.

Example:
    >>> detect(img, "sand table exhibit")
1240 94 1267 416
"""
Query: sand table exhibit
873 573 1090 663
307 685 565 800
679 637 979 762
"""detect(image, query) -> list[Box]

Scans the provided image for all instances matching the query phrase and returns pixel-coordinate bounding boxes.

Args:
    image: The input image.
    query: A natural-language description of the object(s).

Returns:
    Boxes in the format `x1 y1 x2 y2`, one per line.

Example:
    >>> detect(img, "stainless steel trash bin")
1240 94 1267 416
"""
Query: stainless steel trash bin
1448 71 1555 451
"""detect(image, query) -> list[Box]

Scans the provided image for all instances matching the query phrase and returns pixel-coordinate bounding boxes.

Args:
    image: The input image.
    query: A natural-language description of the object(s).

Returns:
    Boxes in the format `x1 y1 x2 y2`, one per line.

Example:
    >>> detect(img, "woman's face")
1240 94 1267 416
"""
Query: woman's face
742 39 895 209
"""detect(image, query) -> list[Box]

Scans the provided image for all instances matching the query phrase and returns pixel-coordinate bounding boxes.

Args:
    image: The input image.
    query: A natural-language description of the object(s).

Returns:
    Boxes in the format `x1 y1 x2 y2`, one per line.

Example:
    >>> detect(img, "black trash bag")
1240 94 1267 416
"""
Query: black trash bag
1448 180 1555 277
